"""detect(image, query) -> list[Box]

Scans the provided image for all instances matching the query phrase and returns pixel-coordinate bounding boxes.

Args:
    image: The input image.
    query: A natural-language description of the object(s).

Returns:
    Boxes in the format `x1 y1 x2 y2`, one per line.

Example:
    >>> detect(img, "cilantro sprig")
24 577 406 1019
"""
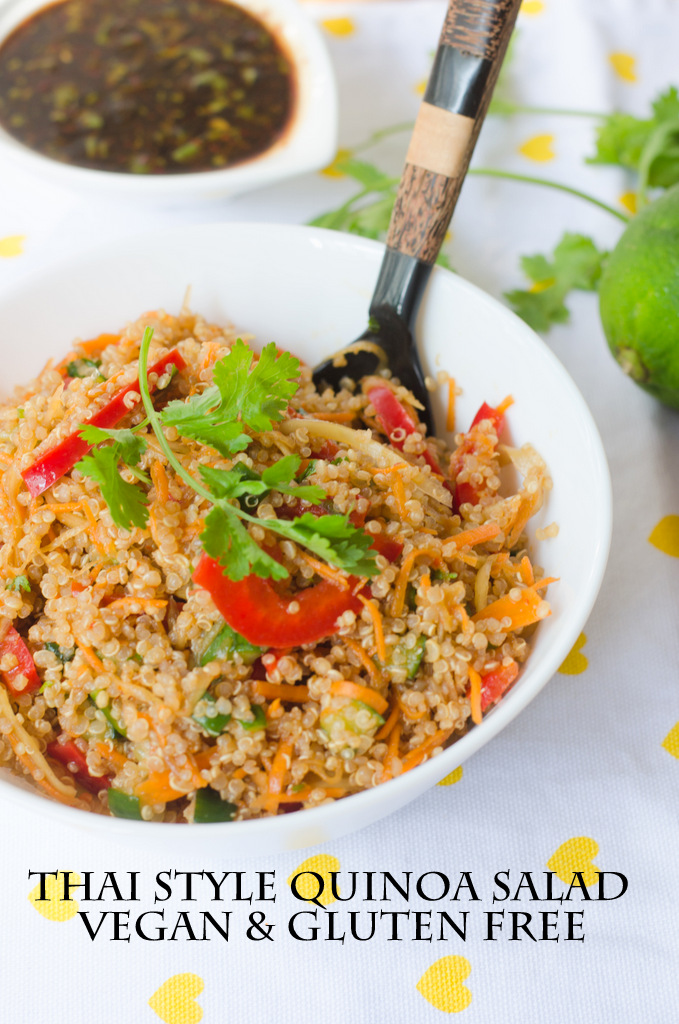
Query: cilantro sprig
504 233 609 331
161 337 300 455
137 328 378 582
76 425 151 530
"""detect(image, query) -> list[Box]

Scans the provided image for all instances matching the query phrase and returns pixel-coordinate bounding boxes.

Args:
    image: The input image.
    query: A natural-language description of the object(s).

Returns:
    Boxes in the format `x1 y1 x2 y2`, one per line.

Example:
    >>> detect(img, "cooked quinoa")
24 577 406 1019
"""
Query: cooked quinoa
0 309 553 822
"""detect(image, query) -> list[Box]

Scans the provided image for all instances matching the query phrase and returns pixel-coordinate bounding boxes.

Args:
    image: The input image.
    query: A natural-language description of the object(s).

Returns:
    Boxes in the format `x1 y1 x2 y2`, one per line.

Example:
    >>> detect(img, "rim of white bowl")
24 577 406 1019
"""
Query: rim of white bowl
0 223 613 842
0 0 338 198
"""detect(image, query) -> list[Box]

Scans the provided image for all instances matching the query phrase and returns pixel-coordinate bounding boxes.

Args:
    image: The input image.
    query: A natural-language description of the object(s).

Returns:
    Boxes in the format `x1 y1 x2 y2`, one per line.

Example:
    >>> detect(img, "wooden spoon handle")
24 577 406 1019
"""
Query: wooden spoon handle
386 0 522 264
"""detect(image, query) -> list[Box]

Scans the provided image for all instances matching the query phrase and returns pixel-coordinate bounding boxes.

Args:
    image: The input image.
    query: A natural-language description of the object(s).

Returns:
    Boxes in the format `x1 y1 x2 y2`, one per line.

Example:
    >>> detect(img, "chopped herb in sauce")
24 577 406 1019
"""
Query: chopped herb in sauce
0 0 295 174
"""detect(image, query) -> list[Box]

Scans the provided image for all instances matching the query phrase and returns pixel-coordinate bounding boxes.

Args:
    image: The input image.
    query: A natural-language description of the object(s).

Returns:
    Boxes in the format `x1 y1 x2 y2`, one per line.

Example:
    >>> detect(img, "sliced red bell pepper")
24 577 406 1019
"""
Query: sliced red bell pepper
480 662 520 711
366 385 444 476
0 626 41 696
46 739 112 794
452 400 507 511
22 348 186 498
369 533 403 563
193 554 365 648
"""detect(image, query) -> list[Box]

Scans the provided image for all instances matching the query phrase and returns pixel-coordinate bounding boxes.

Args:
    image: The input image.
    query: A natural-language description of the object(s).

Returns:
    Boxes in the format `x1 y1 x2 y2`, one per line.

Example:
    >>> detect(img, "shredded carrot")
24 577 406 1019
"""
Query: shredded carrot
266 698 282 720
419 573 431 595
262 740 293 813
298 551 349 589
391 469 409 519
357 594 387 664
492 551 510 574
45 500 108 555
532 576 558 592
150 461 169 504
496 394 515 416
343 637 383 686
106 597 168 613
519 556 534 586
200 341 221 371
232 767 246 780
369 461 410 477
251 681 310 703
94 742 129 772
329 679 389 716
148 508 161 548
382 722 402 780
472 586 550 629
396 692 428 721
80 333 120 356
75 641 105 673
136 756 209 805
468 666 483 725
400 728 454 774
443 521 501 552
446 378 456 432
310 411 357 423
374 704 399 742
391 546 440 618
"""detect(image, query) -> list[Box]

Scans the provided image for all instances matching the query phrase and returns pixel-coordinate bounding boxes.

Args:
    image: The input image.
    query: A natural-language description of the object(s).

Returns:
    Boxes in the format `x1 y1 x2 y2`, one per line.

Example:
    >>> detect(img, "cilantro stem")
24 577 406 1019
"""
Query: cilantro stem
492 103 605 118
138 327 214 505
468 168 630 223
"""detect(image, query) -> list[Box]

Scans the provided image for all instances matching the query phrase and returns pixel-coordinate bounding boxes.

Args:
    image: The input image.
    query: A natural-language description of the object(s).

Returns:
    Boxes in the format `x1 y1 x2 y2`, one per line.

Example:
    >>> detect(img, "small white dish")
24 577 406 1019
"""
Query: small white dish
0 223 612 853
0 0 338 201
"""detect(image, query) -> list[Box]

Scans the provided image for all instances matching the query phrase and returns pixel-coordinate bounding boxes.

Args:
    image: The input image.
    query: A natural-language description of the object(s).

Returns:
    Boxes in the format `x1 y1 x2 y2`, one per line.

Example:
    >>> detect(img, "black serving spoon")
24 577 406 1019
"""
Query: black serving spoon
312 0 523 434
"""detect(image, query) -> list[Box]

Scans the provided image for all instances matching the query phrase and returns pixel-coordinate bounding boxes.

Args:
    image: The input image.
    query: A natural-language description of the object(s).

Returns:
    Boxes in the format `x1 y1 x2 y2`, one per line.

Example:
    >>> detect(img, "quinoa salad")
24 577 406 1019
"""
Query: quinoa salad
0 309 554 822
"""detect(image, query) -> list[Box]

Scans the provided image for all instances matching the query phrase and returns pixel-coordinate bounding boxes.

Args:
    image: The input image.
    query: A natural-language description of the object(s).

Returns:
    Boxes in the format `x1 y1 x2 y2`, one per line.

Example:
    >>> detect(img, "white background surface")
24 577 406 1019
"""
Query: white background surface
1 1 679 1021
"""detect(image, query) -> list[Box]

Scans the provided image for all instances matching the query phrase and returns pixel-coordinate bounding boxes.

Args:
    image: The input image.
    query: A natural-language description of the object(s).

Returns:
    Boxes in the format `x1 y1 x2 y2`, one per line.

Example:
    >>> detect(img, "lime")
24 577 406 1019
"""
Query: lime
599 183 679 408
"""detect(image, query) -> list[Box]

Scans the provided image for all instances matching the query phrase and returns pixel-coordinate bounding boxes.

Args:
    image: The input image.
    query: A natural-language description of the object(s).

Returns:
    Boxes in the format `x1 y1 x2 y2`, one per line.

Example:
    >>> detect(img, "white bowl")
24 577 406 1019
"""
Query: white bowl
0 0 337 201
0 223 612 852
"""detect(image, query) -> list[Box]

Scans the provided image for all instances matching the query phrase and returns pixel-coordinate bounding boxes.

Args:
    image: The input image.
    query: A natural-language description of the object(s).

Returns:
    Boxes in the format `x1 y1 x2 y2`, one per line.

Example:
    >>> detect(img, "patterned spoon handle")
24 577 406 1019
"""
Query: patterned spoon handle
388 0 522 263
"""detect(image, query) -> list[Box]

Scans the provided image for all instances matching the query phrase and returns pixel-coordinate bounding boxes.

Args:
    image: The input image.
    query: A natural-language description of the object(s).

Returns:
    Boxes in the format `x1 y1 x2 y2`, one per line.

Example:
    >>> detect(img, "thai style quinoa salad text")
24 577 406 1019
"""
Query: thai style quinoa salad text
0 310 555 822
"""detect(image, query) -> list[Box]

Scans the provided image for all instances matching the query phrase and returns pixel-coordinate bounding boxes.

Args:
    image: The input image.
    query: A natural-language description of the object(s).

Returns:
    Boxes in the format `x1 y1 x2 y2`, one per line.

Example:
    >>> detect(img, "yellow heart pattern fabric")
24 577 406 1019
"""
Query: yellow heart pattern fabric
28 871 79 922
438 766 463 786
520 1 545 15
288 854 340 906
519 134 555 162
148 974 204 1024
649 516 679 557
662 722 679 759
321 18 355 38
0 234 25 258
547 837 600 886
558 633 588 675
417 956 472 1013
609 52 637 82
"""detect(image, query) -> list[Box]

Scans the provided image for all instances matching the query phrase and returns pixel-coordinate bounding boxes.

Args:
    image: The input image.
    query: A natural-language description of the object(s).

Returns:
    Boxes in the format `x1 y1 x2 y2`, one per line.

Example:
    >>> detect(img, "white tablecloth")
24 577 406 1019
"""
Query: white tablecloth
1 1 679 1021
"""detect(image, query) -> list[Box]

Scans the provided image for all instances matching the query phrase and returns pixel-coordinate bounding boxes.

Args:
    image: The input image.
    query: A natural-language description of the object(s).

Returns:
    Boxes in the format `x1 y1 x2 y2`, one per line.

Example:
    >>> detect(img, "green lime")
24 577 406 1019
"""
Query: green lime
599 183 679 408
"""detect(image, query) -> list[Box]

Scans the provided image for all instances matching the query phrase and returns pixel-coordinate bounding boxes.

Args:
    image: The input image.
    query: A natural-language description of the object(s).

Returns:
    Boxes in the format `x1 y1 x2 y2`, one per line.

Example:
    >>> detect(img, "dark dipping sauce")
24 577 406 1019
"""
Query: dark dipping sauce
0 0 295 174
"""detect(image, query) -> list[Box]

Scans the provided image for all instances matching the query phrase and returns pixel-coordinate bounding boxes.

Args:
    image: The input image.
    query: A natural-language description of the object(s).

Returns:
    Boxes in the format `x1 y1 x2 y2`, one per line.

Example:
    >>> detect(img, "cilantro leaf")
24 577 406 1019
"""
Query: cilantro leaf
76 445 150 530
268 513 379 577
161 387 250 456
588 86 679 191
199 464 269 501
213 339 300 432
79 425 147 468
504 233 608 332
200 507 287 581
5 575 30 593
260 455 326 501
161 339 300 454
199 457 326 507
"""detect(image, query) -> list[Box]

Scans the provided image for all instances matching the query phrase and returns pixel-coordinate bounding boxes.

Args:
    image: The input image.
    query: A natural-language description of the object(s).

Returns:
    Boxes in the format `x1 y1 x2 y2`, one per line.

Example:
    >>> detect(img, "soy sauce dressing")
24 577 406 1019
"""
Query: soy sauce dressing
0 0 295 174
